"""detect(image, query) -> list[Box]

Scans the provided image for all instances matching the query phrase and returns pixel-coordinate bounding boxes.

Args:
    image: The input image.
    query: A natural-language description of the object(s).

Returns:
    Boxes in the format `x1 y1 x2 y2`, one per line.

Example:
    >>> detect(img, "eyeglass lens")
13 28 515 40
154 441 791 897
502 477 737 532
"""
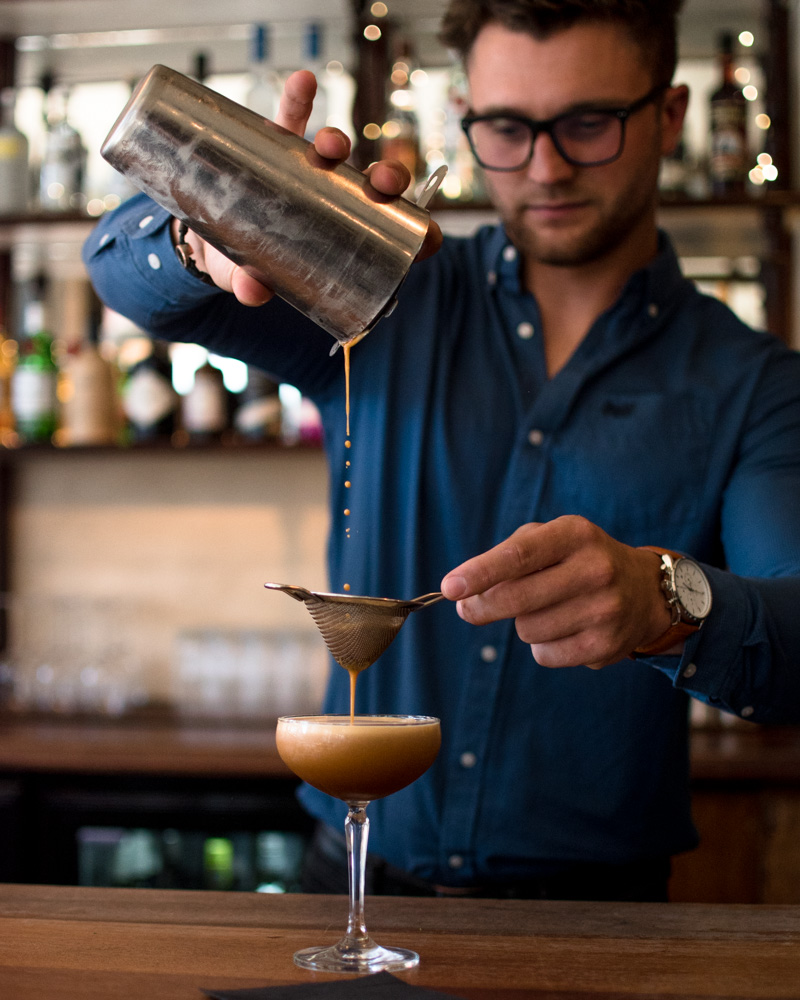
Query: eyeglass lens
467 110 625 170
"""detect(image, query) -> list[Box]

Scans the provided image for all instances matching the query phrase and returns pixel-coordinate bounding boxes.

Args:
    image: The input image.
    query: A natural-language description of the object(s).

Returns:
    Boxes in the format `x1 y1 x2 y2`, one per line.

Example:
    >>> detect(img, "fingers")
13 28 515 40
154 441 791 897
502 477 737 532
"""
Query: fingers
440 518 680 670
276 70 351 162
441 521 554 602
275 70 318 136
366 159 413 196
418 220 444 262
229 268 274 307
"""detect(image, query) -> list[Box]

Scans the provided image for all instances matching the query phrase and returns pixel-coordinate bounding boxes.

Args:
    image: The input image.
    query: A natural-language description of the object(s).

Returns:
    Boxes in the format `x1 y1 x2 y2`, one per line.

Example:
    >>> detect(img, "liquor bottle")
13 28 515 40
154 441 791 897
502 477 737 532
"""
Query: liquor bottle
303 22 329 138
203 837 235 891
659 130 689 198
121 339 178 444
246 24 281 121
191 51 209 85
11 273 59 444
38 72 87 212
0 88 30 215
59 288 120 446
708 33 748 197
180 360 229 444
233 367 281 441
0 325 15 443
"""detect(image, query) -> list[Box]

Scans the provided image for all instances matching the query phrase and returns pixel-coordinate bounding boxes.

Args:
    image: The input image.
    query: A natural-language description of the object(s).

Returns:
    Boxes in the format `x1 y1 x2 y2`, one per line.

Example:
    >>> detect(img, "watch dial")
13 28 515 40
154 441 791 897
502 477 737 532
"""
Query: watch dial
674 560 712 619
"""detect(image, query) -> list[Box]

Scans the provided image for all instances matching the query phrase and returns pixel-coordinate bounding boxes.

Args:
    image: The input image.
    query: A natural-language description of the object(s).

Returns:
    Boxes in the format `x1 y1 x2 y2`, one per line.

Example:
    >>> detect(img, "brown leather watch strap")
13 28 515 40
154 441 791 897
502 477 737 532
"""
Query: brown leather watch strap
632 547 701 657
633 620 699 656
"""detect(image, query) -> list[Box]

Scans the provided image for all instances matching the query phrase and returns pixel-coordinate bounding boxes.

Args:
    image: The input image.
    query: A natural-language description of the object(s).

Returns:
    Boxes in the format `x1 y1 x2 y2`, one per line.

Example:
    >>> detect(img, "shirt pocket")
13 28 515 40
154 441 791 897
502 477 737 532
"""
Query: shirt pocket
547 390 714 536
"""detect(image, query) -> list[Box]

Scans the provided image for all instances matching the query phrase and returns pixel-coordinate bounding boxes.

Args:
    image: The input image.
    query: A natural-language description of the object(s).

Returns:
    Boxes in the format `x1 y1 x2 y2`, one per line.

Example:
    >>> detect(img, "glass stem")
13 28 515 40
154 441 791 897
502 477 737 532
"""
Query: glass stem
345 802 370 946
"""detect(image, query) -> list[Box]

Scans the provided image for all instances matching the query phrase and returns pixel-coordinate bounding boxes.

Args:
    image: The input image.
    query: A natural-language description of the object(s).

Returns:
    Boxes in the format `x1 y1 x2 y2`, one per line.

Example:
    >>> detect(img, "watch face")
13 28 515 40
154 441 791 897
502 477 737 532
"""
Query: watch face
674 559 712 620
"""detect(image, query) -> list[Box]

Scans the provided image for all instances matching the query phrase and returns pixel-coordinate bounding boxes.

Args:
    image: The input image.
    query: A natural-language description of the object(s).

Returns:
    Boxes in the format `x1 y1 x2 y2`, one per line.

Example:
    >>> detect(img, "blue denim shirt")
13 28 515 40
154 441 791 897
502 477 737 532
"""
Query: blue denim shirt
84 194 800 884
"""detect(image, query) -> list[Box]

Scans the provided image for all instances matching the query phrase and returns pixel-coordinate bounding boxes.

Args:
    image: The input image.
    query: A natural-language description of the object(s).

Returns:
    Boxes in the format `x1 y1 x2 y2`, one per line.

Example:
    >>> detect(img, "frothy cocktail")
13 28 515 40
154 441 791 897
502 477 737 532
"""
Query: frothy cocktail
276 714 441 802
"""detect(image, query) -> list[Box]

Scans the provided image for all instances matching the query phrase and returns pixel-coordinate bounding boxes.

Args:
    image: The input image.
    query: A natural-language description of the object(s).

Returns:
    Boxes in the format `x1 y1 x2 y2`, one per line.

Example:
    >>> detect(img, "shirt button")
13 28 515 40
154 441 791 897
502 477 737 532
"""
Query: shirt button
459 751 477 769
99 232 111 247
448 854 464 870
139 214 154 229
148 253 162 270
480 645 498 663
682 663 697 679
502 245 517 262
741 705 755 718
648 303 659 318
487 270 497 287
528 428 544 447
517 321 534 340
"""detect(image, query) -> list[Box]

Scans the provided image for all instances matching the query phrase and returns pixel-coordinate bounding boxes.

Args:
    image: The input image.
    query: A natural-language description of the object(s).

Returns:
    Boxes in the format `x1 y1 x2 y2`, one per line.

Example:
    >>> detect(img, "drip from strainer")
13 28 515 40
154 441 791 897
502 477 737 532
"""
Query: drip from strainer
265 583 444 674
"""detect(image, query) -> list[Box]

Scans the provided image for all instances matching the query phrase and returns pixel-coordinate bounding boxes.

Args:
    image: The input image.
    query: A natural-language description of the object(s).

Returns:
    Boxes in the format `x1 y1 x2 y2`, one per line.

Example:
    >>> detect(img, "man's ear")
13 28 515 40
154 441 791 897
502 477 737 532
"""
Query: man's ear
660 84 690 156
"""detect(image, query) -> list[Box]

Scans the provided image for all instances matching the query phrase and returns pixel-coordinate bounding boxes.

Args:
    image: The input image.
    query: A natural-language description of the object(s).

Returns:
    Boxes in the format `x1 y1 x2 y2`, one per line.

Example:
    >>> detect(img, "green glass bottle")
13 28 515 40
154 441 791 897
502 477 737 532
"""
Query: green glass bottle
11 274 59 444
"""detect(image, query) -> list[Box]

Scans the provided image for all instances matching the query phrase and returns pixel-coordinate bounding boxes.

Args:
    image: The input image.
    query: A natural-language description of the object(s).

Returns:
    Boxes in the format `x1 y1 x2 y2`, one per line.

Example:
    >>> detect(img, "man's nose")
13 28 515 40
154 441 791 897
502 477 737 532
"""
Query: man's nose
526 130 577 183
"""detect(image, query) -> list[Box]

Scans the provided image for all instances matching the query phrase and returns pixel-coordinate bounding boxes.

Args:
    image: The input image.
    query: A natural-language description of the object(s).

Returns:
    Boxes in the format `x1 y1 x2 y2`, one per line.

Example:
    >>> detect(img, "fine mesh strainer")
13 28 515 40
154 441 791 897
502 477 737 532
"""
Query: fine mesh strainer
264 583 444 674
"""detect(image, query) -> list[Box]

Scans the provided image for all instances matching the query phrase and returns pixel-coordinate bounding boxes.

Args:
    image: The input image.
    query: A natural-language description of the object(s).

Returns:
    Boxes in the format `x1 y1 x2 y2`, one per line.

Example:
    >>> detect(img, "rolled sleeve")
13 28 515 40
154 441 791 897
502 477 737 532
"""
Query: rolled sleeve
82 193 223 332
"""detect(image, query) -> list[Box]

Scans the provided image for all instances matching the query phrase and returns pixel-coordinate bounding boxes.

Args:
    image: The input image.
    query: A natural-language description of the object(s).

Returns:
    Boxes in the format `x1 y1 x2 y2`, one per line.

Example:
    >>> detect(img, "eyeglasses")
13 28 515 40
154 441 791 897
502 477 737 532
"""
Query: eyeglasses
461 84 667 171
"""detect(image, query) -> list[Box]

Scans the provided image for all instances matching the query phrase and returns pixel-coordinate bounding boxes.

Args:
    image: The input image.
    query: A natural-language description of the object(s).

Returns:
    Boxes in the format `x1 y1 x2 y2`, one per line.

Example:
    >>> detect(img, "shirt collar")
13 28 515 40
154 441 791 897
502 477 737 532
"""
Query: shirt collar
484 224 690 320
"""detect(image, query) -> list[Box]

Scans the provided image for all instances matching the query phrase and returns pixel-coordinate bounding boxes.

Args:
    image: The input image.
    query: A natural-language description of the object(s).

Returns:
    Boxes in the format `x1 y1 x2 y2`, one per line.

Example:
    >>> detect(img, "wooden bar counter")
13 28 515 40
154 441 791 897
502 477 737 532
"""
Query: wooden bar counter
1 882 800 999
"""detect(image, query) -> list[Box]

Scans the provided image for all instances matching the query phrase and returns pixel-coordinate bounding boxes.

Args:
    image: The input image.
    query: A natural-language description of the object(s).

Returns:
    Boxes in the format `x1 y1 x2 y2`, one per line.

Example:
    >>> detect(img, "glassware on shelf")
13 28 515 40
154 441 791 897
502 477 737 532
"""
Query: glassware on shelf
38 72 87 213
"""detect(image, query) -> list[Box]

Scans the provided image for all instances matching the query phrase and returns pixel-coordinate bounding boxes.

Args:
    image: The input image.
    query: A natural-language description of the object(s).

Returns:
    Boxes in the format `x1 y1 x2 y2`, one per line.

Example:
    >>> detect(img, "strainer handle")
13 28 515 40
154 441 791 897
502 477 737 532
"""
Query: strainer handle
411 592 445 609
264 582 316 604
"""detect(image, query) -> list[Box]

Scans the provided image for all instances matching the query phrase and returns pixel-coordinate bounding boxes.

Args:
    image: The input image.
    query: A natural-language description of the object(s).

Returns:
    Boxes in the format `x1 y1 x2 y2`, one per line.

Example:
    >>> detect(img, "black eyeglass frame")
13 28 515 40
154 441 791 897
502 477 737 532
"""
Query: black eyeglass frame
460 83 669 171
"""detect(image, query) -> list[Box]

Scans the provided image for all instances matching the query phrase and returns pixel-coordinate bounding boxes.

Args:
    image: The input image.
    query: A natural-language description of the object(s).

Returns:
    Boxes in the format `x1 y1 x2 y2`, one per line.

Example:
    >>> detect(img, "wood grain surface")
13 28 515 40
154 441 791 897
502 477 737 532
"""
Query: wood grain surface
1 884 799 999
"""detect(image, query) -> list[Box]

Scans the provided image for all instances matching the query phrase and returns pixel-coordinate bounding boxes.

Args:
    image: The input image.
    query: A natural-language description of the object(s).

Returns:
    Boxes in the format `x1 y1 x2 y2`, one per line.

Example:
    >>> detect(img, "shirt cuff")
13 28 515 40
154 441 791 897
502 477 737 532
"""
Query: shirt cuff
642 563 754 712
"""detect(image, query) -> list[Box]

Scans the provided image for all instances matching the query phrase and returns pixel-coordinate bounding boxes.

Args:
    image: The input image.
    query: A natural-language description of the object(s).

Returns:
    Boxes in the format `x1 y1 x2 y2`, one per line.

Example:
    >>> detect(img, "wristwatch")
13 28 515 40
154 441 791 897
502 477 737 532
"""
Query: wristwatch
633 547 712 656
175 222 217 286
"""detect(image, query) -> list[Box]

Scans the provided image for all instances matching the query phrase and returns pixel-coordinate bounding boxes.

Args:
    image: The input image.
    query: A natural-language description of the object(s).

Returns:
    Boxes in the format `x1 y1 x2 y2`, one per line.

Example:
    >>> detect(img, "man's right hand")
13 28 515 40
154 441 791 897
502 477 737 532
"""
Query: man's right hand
171 70 443 307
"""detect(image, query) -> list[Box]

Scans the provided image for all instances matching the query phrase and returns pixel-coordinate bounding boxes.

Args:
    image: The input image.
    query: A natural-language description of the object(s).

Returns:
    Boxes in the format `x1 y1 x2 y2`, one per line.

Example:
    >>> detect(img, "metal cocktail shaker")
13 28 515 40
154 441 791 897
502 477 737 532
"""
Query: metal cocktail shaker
101 64 443 346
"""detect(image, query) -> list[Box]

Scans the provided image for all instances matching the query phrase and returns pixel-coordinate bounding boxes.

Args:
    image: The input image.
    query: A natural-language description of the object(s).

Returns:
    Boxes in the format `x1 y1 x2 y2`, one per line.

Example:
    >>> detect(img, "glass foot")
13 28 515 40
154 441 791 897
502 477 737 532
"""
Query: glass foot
293 937 419 974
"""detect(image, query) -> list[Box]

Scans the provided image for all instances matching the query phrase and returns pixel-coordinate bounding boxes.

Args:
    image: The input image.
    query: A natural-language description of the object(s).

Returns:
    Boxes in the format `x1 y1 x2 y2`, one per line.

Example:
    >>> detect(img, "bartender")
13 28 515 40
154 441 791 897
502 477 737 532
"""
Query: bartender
84 0 800 902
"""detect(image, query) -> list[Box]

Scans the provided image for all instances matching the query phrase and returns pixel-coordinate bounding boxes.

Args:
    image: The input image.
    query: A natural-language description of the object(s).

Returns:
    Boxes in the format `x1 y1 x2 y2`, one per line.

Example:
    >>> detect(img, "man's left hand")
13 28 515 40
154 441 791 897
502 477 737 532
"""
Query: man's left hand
441 516 675 669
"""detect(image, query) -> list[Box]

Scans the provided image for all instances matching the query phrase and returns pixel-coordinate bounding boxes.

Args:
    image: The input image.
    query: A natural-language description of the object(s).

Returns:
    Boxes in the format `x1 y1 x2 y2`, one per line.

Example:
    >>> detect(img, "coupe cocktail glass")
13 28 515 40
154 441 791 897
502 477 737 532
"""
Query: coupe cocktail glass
276 714 441 973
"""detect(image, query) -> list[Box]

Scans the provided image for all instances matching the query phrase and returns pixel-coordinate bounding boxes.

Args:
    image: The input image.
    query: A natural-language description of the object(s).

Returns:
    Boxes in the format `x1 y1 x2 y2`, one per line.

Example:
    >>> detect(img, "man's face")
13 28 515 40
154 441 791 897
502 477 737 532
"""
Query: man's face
465 21 683 268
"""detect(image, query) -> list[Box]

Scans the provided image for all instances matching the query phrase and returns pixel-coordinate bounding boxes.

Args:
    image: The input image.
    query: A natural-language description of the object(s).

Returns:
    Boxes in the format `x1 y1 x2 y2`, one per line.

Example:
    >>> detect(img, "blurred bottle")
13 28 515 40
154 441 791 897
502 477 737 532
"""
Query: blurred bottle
59 287 120 446
381 38 423 191
181 360 229 444
246 24 281 121
11 273 59 444
303 22 329 138
255 831 305 894
121 339 178 444
234 367 281 442
0 88 30 215
38 72 87 212
203 837 234 891
0 325 16 443
709 32 748 197
659 130 689 198
191 51 210 85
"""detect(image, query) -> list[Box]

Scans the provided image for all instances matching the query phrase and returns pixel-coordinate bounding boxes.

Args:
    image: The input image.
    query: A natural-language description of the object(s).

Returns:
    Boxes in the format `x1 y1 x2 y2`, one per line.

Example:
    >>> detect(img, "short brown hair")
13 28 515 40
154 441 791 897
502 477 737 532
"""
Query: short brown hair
439 0 685 85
